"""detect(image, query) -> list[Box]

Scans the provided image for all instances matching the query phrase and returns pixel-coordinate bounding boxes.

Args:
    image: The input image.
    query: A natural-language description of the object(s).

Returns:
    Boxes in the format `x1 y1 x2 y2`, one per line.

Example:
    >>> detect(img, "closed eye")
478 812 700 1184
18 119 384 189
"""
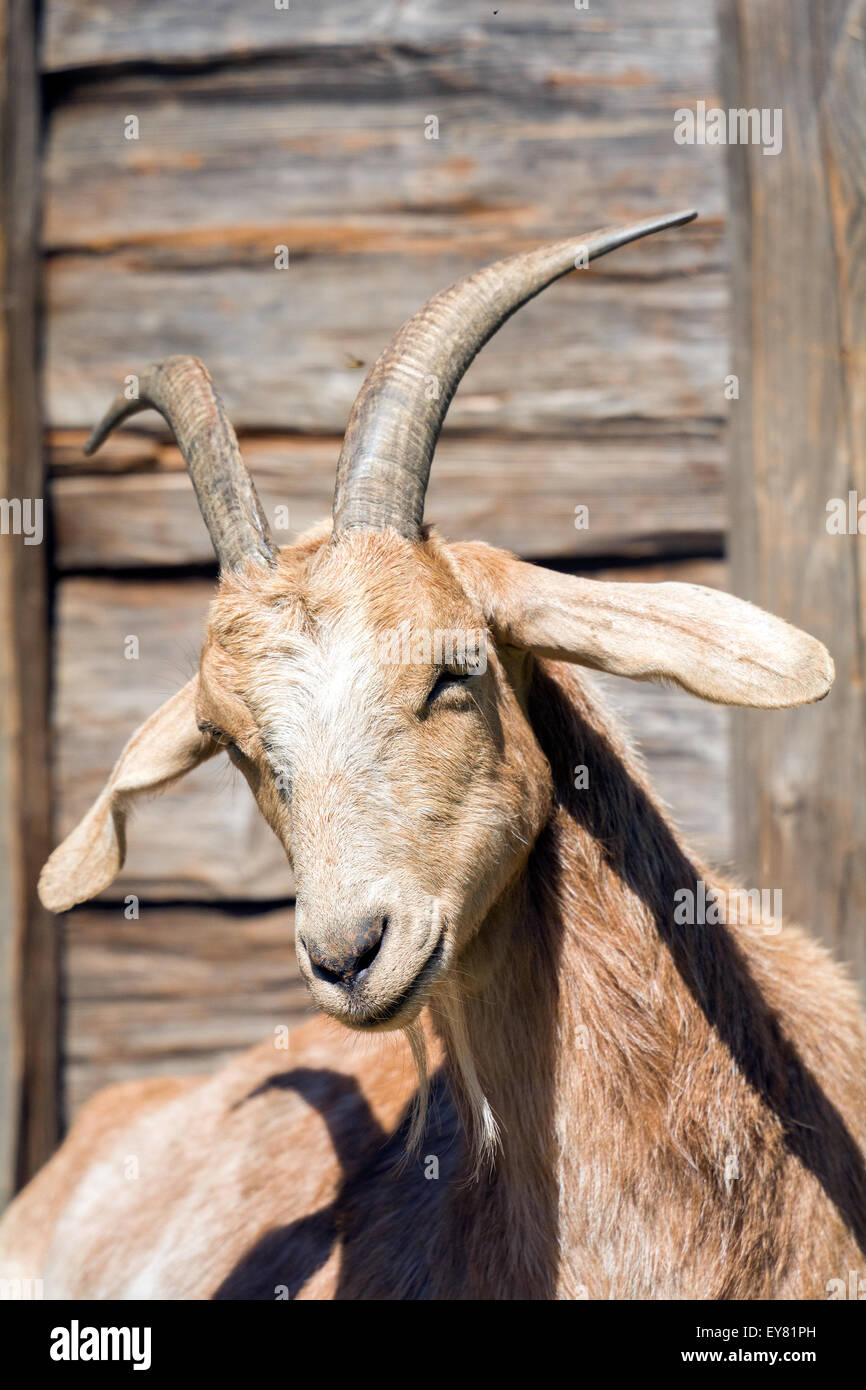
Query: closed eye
198 721 245 760
426 668 477 705
197 719 225 743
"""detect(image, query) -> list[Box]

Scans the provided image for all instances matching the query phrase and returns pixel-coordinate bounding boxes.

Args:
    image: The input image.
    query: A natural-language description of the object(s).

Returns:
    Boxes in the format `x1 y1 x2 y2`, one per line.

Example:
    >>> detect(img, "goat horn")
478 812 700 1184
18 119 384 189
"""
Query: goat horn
332 209 697 540
84 355 276 572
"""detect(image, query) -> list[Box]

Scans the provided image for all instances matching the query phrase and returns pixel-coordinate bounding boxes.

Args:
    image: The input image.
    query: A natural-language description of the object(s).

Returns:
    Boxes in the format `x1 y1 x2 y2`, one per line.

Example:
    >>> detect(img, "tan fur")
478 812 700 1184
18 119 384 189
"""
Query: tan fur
3 524 864 1300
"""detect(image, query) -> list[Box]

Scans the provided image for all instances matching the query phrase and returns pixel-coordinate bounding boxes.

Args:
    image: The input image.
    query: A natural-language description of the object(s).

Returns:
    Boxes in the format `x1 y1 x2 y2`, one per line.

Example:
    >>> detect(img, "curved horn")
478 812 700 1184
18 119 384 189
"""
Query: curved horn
332 209 697 540
84 355 276 572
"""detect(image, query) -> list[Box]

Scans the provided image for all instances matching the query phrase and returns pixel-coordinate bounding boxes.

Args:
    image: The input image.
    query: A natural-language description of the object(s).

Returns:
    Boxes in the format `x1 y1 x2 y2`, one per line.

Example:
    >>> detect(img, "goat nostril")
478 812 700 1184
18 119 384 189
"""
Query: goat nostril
304 914 388 988
309 957 346 986
354 915 387 979
300 935 343 985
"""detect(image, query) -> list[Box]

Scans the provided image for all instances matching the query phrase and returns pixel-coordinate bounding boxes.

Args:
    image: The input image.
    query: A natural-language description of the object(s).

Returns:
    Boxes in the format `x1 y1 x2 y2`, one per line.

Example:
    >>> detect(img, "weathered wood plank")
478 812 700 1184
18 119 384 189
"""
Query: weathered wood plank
45 252 726 436
41 0 726 441
42 0 716 75
43 93 723 256
49 430 726 569
53 561 731 905
721 0 866 985
62 903 309 1116
0 0 57 1206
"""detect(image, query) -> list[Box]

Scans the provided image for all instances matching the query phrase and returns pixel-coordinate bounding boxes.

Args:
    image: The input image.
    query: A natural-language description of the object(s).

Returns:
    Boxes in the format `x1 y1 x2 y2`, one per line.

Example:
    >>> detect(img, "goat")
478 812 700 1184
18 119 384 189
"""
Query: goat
1 210 864 1300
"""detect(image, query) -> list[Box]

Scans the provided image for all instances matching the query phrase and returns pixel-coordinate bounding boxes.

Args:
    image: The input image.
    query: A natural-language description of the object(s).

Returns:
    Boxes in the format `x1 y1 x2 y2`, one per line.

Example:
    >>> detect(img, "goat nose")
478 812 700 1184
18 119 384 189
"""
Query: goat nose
303 914 387 987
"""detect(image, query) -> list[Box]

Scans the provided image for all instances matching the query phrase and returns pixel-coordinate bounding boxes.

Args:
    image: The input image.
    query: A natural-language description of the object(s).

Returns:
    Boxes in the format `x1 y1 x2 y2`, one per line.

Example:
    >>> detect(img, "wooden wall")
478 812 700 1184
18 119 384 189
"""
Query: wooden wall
39 1 731 1120
721 0 866 986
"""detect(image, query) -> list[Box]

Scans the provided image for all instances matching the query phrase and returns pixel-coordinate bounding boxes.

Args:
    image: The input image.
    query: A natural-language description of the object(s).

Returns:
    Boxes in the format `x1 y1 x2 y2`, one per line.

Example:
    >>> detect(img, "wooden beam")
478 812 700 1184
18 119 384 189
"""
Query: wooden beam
42 247 725 438
0 0 57 1204
721 0 866 986
41 0 717 75
47 430 726 571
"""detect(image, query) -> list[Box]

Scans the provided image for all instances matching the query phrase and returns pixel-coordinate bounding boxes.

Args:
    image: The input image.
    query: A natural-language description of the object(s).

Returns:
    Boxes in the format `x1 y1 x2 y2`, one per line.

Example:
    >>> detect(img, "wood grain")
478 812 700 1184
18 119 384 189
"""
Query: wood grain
721 0 866 983
42 0 717 75
44 250 726 437
49 430 726 569
43 92 723 257
0 0 57 1205
41 0 727 445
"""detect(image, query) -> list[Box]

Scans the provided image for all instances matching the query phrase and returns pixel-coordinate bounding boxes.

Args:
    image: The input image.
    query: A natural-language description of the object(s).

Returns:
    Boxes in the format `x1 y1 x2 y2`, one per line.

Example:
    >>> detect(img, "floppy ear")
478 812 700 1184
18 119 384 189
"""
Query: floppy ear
39 677 217 913
450 545 834 709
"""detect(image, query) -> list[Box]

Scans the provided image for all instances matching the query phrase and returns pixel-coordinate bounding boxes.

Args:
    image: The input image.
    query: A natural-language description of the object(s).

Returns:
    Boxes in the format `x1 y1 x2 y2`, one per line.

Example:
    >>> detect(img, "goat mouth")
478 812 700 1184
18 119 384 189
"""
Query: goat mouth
347 927 446 1030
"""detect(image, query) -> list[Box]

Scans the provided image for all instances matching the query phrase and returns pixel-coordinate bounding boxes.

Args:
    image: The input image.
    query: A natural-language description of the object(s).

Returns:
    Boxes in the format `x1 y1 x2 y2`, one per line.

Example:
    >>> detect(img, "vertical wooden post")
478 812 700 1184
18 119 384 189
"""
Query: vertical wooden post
0 0 57 1206
720 0 866 986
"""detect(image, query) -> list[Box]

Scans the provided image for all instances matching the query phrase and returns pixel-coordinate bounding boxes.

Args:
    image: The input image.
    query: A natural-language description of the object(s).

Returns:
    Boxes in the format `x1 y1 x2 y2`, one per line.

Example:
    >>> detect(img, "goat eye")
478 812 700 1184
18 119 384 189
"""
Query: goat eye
199 722 244 759
427 668 474 704
198 721 226 744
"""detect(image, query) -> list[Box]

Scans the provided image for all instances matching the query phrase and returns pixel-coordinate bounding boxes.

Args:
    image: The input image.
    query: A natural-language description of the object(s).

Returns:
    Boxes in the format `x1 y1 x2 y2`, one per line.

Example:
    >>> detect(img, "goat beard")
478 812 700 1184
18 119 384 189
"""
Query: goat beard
402 992 500 1179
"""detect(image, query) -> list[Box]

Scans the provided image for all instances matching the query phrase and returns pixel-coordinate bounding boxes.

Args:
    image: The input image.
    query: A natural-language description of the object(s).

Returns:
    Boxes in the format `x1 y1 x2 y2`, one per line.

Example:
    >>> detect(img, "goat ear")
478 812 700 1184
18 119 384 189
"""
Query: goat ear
450 546 834 709
38 677 217 913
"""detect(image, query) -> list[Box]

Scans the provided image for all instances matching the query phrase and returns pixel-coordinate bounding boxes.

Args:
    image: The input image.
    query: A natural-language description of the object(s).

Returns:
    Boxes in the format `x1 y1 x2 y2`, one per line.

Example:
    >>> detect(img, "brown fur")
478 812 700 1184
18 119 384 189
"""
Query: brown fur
2 526 864 1299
